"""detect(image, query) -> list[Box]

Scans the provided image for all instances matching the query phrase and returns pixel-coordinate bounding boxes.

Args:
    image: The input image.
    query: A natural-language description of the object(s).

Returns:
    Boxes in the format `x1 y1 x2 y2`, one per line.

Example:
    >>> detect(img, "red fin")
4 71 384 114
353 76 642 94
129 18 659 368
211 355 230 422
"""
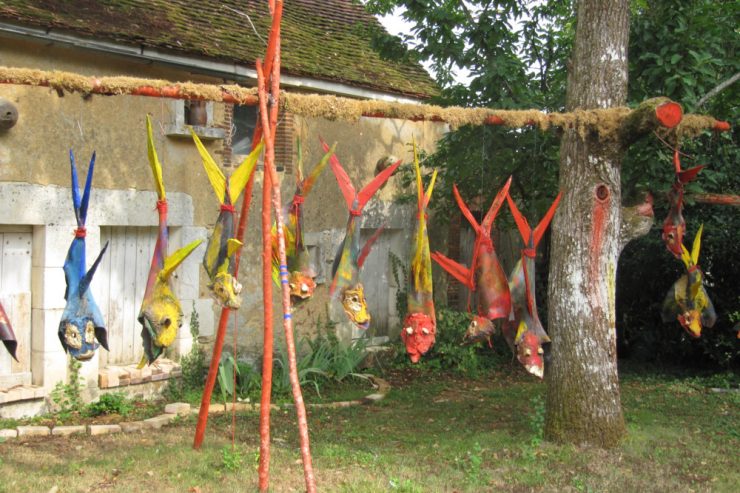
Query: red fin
358 224 386 268
506 193 531 244
356 159 402 211
532 192 562 247
431 252 474 289
677 165 704 184
453 185 482 235
321 137 355 210
481 176 512 236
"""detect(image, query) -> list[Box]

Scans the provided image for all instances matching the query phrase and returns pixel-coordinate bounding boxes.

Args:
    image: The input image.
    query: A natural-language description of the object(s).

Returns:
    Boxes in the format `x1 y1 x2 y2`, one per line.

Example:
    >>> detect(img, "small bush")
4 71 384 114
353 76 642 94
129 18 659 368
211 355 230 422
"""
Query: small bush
86 392 133 417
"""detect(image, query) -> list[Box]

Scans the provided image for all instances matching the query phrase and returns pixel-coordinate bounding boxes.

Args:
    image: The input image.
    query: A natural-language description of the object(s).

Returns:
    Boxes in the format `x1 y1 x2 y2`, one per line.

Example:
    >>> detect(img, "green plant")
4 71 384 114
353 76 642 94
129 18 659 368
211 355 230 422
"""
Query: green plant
86 392 134 417
164 306 206 402
50 357 84 419
216 353 240 403
454 441 485 485
529 395 545 447
220 445 243 472
389 251 409 322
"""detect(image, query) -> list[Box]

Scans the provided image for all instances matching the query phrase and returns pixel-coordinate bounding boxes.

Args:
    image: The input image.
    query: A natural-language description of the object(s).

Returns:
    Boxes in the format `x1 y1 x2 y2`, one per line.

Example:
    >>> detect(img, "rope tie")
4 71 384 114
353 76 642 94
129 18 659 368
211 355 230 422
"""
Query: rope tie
74 227 86 238
156 200 168 215
292 195 304 205
523 248 536 258
220 203 236 213
349 209 362 217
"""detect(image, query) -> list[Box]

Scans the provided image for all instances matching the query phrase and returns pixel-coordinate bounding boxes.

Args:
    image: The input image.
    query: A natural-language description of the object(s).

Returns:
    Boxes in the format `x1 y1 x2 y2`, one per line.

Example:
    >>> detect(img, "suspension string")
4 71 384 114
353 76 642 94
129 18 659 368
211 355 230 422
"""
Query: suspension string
231 294 238 448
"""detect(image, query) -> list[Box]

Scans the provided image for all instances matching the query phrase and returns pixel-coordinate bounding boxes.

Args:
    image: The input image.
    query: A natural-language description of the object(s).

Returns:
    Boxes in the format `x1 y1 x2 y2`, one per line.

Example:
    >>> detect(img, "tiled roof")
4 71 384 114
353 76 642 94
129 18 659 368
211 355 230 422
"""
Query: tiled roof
0 0 438 99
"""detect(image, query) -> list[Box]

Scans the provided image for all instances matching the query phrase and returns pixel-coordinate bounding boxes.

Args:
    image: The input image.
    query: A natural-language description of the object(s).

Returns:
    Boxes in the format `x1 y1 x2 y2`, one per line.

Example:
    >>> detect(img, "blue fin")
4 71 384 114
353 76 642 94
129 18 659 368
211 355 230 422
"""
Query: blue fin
78 241 109 297
80 152 95 225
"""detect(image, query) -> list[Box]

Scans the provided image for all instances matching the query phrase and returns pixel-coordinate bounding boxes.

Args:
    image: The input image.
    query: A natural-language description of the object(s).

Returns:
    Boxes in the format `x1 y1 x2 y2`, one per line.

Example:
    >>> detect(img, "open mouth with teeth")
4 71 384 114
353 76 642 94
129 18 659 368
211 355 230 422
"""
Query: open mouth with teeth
62 320 99 361
211 272 243 309
341 284 370 330
288 272 316 300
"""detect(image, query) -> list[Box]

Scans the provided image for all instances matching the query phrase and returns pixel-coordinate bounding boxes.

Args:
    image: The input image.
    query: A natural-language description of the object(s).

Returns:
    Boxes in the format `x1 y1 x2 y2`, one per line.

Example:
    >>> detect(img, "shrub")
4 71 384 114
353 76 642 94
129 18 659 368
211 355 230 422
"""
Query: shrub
86 392 133 417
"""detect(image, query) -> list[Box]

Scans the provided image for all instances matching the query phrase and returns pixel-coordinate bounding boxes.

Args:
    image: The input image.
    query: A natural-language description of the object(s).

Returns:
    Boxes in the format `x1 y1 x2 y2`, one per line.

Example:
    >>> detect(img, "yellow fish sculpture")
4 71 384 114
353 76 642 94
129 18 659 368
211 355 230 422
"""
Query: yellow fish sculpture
138 116 203 367
191 129 263 308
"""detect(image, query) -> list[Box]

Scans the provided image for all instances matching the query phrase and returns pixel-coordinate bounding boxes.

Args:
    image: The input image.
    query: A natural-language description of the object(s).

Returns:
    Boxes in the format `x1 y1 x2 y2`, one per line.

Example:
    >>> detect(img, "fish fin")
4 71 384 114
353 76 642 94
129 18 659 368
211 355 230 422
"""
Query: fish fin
514 320 527 343
191 127 226 203
321 137 356 210
423 169 438 209
357 159 401 211
78 242 109 297
226 238 242 258
146 115 166 200
95 327 109 351
506 193 531 244
137 355 148 369
481 177 512 236
453 185 483 236
532 192 562 247
431 252 474 289
69 150 83 227
691 224 703 266
160 239 203 280
678 165 704 184
302 143 334 197
80 151 95 225
358 224 385 269
229 141 263 204
680 244 692 269
203 222 224 277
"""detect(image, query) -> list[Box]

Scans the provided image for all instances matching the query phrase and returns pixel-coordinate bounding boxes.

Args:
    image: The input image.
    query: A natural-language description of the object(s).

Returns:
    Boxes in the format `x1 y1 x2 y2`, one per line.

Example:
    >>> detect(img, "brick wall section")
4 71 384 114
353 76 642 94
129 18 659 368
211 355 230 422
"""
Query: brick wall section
274 110 295 174
215 103 234 168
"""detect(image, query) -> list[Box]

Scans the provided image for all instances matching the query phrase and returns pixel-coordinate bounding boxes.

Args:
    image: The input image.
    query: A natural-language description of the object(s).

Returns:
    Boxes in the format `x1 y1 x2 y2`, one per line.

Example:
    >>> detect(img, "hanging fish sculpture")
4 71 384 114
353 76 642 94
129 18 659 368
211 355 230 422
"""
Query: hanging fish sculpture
321 138 401 330
58 150 109 361
401 144 438 362
137 117 203 368
191 129 263 309
0 302 17 361
271 140 333 301
661 225 717 338
662 150 704 258
503 191 561 379
431 177 512 346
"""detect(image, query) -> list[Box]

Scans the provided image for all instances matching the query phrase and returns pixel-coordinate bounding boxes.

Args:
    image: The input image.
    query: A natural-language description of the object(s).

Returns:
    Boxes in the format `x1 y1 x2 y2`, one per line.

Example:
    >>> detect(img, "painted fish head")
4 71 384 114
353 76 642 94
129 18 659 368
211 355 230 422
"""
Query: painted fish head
59 319 99 361
401 312 436 363
661 220 685 259
677 310 702 338
462 316 495 346
517 331 545 379
341 283 370 330
288 271 316 301
139 294 184 349
210 271 243 309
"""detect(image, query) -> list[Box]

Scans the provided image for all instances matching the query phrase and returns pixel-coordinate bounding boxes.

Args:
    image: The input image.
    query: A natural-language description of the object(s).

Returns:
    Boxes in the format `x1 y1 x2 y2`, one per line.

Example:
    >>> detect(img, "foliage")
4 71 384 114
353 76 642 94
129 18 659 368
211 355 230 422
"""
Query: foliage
388 250 409 323
220 445 244 472
528 394 546 447
50 358 84 419
164 306 207 402
216 353 240 403
85 392 134 417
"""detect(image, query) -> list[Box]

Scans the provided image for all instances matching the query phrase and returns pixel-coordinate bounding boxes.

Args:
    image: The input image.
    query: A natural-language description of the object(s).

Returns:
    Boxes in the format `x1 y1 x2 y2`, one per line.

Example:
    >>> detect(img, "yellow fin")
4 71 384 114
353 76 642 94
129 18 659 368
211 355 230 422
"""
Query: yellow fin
137 355 147 369
426 169 438 203
229 141 264 204
146 115 166 200
160 239 203 280
515 320 527 343
691 224 703 266
680 244 692 269
191 128 226 203
226 238 243 258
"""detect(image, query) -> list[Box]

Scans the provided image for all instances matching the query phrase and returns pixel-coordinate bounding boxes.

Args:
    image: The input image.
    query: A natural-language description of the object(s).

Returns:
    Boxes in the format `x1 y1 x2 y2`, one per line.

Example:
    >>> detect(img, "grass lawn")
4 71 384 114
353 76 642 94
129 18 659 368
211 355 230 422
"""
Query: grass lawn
0 365 737 492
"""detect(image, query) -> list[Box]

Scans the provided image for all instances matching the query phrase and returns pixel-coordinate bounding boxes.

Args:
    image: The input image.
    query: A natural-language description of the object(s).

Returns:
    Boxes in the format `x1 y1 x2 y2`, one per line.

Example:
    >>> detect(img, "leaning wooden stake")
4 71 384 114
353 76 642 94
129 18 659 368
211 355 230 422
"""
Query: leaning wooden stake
257 53 316 492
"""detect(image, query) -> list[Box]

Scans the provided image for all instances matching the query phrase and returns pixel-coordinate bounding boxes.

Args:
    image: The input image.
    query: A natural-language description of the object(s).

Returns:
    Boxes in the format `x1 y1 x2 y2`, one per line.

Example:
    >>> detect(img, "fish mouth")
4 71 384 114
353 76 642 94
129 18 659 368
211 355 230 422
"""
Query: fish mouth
356 320 370 330
526 365 544 379
74 349 95 361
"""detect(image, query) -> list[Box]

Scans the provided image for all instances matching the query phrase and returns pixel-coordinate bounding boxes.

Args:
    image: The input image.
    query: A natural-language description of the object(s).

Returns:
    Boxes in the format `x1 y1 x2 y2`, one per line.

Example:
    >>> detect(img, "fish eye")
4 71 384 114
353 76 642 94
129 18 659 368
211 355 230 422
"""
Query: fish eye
667 233 674 240
163 318 171 328
537 348 544 355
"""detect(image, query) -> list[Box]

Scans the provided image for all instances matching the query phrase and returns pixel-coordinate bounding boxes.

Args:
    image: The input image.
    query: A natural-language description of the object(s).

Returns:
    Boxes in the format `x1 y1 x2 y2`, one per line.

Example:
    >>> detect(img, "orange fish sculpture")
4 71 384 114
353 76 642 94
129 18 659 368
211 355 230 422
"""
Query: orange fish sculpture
322 138 400 330
431 178 512 345
662 150 704 258
401 143 438 362
503 191 561 378
662 225 717 338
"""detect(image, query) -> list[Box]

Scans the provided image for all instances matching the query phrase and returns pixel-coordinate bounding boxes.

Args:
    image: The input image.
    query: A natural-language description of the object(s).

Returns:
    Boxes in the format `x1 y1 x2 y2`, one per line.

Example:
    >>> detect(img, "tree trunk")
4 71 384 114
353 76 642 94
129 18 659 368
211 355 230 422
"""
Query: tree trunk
545 0 630 447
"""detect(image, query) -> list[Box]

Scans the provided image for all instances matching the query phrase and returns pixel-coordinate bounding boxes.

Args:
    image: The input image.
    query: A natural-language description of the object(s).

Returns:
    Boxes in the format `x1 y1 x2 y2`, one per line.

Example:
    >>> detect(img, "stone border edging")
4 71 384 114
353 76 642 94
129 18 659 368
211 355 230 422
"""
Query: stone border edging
0 377 391 440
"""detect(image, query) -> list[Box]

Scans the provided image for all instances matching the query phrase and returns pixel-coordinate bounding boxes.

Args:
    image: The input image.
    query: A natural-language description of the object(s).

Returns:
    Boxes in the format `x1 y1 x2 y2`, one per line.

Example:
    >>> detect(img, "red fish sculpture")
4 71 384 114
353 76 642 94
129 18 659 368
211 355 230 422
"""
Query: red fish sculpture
431 178 512 345
401 143 438 362
322 138 401 330
503 191 561 378
662 150 704 258
271 141 333 301
662 224 717 337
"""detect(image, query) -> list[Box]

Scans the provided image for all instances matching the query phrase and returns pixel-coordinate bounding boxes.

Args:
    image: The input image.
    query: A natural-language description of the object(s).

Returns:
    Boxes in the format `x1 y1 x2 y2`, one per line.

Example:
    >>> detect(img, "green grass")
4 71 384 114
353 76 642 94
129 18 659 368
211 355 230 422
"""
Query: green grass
0 366 737 492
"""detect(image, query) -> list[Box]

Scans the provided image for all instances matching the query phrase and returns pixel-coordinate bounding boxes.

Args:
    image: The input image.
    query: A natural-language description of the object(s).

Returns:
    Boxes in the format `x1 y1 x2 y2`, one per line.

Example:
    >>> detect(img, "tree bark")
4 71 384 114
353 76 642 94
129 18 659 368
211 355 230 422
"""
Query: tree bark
545 0 630 448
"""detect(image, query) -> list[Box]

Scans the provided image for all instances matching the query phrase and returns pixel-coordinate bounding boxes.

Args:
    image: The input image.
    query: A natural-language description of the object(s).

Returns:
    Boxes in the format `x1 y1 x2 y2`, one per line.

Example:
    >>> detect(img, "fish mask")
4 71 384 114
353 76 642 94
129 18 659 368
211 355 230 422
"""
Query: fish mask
462 315 495 346
401 312 435 363
272 140 333 301
0 302 18 361
191 128 263 309
661 225 717 337
503 191 561 378
322 137 400 330
662 150 704 258
137 117 203 367
58 150 109 361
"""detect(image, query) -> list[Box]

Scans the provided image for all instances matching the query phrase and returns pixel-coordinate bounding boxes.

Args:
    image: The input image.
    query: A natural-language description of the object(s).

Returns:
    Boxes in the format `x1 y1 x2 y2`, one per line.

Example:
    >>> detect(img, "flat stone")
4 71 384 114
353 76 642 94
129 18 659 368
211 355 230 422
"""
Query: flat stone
143 414 176 430
88 424 121 436
128 368 143 385
362 393 385 404
52 425 86 437
0 428 18 438
164 402 190 416
119 421 145 433
99 369 119 388
139 367 152 382
0 391 8 404
17 425 50 437
150 372 168 382
208 403 225 413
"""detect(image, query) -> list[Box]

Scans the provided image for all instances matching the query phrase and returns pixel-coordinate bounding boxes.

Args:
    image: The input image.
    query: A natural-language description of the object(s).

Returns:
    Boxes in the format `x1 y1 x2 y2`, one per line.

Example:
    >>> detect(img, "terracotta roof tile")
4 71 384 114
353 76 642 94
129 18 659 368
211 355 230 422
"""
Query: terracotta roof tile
0 0 438 99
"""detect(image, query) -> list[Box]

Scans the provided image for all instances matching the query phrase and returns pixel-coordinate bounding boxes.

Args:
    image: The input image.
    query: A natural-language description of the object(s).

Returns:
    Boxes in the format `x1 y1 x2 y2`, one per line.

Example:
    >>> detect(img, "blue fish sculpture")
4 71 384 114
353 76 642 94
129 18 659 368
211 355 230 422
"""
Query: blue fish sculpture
58 151 109 361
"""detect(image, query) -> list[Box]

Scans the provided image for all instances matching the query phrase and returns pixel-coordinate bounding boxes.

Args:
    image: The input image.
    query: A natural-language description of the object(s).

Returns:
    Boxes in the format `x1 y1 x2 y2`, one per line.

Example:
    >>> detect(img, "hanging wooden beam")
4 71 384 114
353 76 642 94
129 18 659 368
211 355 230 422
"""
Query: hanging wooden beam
0 66 730 136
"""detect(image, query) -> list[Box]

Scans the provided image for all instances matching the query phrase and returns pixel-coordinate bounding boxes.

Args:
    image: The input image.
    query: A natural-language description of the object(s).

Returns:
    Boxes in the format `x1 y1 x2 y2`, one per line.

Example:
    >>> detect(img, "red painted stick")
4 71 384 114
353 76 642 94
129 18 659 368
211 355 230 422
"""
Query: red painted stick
258 53 316 492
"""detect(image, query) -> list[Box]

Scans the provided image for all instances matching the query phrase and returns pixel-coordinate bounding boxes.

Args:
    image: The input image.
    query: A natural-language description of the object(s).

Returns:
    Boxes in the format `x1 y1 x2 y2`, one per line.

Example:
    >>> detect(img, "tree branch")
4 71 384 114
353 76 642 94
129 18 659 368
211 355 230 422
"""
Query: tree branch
696 71 740 109
619 193 654 251
619 97 682 147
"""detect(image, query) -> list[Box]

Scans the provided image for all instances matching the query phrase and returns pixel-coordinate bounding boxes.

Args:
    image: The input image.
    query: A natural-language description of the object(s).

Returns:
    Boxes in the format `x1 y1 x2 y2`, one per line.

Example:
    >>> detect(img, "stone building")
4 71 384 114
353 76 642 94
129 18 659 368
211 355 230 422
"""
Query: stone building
0 0 446 417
